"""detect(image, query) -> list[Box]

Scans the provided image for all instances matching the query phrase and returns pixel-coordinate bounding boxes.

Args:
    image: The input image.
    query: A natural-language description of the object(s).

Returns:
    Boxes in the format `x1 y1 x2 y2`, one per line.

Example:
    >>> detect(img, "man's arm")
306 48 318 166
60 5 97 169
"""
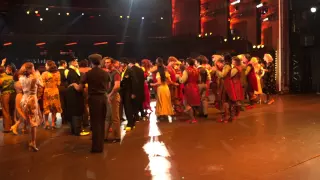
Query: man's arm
108 73 120 97
179 70 188 84
73 72 86 91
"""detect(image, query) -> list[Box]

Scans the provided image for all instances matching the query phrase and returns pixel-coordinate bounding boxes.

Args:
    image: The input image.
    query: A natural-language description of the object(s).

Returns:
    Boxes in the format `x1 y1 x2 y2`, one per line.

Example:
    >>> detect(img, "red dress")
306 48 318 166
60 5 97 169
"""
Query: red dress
247 64 258 92
184 66 200 106
224 65 244 102
143 71 151 110
167 66 178 101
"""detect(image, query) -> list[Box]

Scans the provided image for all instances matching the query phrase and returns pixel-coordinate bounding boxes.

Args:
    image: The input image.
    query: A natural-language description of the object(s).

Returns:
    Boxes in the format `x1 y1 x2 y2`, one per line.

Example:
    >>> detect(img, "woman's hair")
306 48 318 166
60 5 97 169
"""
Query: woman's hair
20 62 34 77
196 55 208 65
46 60 58 73
157 64 166 83
79 59 89 67
232 56 241 66
223 53 232 65
141 59 152 71
250 57 259 65
156 57 164 66
186 58 195 66
264 54 273 62
168 56 178 64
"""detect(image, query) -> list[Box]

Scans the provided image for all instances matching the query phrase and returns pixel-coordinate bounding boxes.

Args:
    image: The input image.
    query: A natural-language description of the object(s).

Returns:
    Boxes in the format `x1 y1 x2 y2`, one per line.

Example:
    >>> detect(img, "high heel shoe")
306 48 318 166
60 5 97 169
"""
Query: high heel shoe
29 142 39 152
10 125 18 135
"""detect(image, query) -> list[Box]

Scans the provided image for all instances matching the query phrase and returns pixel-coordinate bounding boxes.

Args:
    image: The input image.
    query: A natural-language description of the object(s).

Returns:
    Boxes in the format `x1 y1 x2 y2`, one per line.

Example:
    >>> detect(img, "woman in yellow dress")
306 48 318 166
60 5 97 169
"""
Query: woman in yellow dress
151 58 177 121
42 60 62 129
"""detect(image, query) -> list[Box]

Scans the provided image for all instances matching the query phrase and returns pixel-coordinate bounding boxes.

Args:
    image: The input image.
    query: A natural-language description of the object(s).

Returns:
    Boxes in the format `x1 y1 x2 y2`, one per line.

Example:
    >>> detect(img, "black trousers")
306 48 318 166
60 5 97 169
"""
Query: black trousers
88 94 107 152
58 86 67 124
120 92 134 128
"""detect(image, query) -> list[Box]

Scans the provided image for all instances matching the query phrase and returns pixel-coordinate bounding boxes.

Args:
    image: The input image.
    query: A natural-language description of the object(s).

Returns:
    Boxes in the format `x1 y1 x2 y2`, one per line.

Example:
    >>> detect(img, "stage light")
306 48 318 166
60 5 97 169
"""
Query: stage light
3 42 12 46
82 13 84 16
311 7 317 13
35 10 39 14
94 42 108 46
46 8 49 11
224 38 227 42
99 14 101 17
198 34 202 37
231 0 240 5
161 17 163 20
233 37 236 40
142 17 145 20
237 36 240 39
120 16 123 18
205 33 208 36
253 45 256 48
66 12 70 16
65 42 77 46
40 18 43 21
257 45 261 48
26 11 30 15
58 13 60 15
256 3 263 8
263 18 269 21
210 32 212 35
127 16 130 19
261 45 265 48
36 42 46 46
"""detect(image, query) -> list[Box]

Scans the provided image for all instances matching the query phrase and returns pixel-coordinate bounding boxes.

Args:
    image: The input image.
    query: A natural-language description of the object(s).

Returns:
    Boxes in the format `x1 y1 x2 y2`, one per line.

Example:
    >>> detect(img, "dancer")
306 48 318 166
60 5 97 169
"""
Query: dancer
20 62 43 151
263 54 277 104
42 60 62 129
196 55 210 118
58 60 68 124
179 58 200 123
151 58 176 122
141 59 152 117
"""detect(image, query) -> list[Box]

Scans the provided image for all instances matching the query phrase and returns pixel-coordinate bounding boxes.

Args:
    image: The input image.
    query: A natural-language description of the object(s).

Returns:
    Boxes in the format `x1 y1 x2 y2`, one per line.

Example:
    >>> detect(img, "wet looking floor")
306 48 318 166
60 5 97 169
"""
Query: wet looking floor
1 95 320 180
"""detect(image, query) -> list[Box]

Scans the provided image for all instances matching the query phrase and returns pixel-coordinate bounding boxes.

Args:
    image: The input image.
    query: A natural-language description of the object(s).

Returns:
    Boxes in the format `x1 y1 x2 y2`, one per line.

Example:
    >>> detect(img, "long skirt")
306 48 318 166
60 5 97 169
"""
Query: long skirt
184 83 200 107
143 82 151 110
155 84 174 116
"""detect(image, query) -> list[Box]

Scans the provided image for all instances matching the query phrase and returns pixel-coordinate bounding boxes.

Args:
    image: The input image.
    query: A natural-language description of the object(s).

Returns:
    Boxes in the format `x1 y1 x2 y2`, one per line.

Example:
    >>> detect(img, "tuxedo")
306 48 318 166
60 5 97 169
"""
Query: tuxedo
130 65 145 119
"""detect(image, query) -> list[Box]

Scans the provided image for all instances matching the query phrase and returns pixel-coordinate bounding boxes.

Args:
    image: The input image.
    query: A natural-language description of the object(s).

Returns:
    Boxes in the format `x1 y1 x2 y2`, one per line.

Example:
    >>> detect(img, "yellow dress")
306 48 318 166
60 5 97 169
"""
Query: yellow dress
155 72 174 116
41 71 62 114
254 65 263 95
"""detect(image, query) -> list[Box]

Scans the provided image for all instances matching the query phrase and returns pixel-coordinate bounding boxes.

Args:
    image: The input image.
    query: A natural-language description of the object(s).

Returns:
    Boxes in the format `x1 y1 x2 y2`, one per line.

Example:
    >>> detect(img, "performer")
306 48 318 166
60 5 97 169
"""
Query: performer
58 60 68 124
230 56 244 117
179 58 200 123
105 58 121 143
42 60 62 129
245 57 259 106
263 54 277 105
151 58 176 121
20 62 43 151
79 59 91 129
167 56 178 113
141 59 152 117
72 54 110 153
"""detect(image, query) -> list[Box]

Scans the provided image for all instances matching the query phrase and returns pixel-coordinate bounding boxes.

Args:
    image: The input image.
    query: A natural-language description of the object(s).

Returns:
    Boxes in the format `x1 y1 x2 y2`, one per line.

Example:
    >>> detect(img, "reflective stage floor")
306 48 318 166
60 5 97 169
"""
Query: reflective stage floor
1 95 320 180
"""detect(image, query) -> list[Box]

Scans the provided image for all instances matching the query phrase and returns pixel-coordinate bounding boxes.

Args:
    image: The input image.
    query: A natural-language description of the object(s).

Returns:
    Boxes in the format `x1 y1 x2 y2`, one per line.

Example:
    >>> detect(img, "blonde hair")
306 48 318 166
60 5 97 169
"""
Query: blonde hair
264 54 273 62
168 56 178 63
250 57 259 65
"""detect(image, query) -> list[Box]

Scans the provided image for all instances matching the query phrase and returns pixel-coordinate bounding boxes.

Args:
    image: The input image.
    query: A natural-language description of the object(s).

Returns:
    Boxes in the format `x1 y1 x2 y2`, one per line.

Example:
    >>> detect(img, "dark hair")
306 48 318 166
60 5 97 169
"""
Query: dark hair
186 58 195 66
223 53 232 65
21 62 34 77
120 57 129 65
79 59 89 67
0 66 5 74
59 60 67 66
88 54 103 66
104 57 115 64
196 55 208 65
7 63 17 74
156 57 164 66
244 54 251 61
46 60 58 73
232 56 241 66
13 71 20 81
157 65 166 83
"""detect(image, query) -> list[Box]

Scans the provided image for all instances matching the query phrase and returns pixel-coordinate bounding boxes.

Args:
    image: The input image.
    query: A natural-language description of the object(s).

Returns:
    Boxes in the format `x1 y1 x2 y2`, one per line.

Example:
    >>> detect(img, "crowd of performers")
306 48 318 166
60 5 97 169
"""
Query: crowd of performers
0 52 276 153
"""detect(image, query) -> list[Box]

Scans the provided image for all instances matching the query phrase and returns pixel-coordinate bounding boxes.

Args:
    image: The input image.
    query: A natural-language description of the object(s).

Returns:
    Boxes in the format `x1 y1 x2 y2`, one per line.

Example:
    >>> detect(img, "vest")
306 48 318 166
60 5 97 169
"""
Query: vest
198 66 208 84
66 68 80 85
59 69 68 87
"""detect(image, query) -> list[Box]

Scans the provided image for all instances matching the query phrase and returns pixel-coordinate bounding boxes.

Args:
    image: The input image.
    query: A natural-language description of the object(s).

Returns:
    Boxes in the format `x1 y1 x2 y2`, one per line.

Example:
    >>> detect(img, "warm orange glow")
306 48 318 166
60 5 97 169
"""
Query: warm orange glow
65 42 77 46
36 42 46 46
3 42 12 46
93 42 108 46
171 0 177 35
116 42 125 45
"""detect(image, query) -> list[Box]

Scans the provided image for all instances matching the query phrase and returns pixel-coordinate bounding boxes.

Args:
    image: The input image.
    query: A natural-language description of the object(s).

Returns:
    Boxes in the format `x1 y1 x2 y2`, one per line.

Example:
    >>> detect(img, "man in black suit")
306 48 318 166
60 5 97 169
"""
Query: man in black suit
73 54 110 153
58 60 68 124
129 62 145 122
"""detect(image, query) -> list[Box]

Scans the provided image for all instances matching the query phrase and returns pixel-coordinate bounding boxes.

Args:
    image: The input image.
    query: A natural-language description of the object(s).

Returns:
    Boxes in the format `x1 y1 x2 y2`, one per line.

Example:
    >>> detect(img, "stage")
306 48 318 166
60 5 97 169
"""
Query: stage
1 95 320 180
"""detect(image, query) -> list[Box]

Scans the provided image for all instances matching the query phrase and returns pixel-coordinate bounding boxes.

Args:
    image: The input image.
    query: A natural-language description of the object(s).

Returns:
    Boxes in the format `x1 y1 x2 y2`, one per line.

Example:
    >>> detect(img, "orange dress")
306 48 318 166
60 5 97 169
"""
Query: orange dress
41 71 62 114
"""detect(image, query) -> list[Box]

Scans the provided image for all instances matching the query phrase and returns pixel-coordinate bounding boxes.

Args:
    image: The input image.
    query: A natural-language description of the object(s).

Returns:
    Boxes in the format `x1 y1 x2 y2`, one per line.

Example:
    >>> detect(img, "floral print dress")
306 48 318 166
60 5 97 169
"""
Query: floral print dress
263 62 277 95
41 71 62 115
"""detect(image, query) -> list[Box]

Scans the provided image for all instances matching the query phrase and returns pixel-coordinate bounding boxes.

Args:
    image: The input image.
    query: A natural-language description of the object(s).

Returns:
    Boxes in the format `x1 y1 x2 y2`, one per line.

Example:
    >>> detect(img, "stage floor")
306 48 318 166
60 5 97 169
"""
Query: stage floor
1 95 320 180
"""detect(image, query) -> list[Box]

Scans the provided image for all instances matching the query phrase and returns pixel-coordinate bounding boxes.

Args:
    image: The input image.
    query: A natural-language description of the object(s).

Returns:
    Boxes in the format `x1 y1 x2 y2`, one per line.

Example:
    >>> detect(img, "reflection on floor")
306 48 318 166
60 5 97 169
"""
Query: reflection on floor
1 95 320 180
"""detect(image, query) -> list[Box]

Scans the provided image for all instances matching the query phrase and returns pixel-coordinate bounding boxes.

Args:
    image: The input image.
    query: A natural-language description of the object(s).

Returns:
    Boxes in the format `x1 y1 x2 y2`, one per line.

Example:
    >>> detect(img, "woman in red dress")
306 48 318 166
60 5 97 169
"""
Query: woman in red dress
141 59 152 115
246 58 259 105
179 58 200 123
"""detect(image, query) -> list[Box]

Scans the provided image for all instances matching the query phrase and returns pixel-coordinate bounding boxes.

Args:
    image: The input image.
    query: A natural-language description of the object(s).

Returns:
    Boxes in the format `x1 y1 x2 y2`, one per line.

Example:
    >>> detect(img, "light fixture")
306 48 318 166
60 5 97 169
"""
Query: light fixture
40 18 43 21
120 15 123 18
94 42 108 46
46 8 49 11
99 14 101 17
26 11 30 14
127 16 130 19
82 13 84 16
66 12 70 16
257 45 261 48
58 13 60 15
237 36 240 39
142 17 145 19
253 45 256 48
233 37 236 40
311 7 317 13
263 18 269 21
205 33 208 36
36 42 46 46
231 0 240 5
256 3 263 8
3 42 12 46
161 17 163 20
35 10 39 14
261 45 265 48
224 38 227 42
210 32 212 35
65 42 77 46
198 34 202 37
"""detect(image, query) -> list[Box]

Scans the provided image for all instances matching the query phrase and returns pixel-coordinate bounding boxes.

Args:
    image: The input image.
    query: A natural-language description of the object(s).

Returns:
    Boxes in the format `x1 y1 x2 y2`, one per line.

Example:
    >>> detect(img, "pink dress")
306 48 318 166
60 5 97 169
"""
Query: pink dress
184 66 200 106
143 71 151 110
